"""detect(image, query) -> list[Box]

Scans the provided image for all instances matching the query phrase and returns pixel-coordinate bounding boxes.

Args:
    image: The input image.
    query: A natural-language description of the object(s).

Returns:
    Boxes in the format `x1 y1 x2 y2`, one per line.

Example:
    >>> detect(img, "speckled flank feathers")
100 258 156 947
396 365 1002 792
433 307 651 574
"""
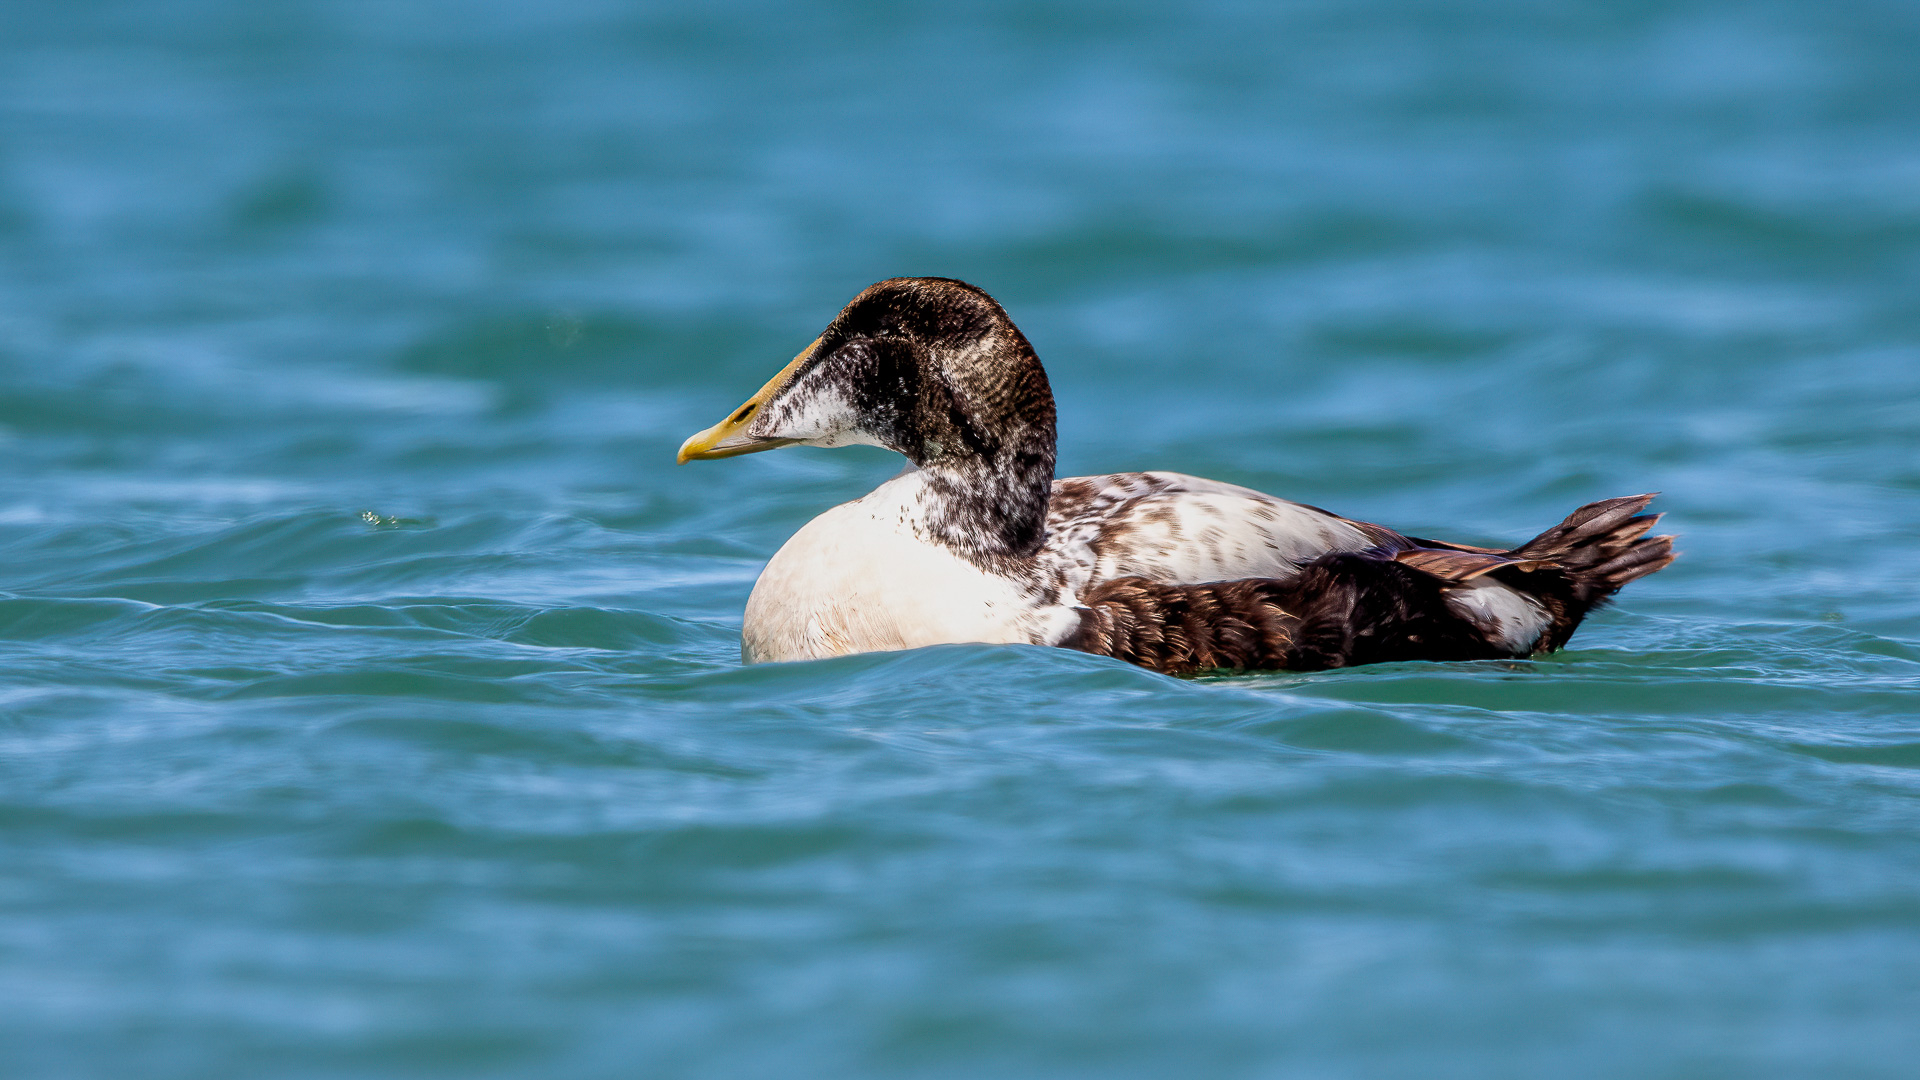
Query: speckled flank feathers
692 277 1676 673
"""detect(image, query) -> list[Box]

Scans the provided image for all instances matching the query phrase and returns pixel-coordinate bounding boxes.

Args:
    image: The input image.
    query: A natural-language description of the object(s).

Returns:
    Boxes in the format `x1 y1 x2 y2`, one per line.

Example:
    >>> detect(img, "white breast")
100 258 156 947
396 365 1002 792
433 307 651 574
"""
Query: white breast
742 472 1077 663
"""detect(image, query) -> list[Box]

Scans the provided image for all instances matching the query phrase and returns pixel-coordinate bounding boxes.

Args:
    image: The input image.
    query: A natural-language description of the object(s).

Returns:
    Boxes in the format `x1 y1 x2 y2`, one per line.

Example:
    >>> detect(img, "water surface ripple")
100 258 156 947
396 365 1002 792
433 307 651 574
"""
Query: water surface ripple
3 1 1919 1077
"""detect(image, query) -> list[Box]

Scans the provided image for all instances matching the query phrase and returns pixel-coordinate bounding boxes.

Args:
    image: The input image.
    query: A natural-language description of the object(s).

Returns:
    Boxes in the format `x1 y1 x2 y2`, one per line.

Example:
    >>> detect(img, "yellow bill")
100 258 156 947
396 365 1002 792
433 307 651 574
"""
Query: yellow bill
676 337 821 464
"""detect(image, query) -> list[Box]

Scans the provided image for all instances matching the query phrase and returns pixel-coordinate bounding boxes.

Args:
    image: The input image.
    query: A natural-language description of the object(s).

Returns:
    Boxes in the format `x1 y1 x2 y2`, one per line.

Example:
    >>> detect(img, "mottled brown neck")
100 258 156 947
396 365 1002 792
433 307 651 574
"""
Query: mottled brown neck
905 325 1057 563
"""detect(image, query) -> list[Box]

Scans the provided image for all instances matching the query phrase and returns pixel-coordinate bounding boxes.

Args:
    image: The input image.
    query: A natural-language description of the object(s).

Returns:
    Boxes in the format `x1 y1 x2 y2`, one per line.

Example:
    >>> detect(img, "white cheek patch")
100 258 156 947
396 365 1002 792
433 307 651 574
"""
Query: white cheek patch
760 365 903 450
760 378 858 446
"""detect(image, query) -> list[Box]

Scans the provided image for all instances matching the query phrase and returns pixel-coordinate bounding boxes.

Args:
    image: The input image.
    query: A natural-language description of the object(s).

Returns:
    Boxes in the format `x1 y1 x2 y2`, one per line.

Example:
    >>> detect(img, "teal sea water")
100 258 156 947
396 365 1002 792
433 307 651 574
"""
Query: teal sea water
4 2 1919 1076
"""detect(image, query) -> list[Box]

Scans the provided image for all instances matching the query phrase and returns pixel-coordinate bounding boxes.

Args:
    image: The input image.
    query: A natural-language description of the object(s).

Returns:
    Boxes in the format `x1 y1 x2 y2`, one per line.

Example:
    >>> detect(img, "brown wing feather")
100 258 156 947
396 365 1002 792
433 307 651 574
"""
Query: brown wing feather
1061 555 1514 675
1057 494 1677 675
1390 547 1547 581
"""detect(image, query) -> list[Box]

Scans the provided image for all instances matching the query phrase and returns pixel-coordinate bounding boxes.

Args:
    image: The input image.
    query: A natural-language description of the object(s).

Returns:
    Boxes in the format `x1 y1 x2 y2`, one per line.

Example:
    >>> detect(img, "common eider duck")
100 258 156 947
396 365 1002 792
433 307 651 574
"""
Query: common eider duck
678 277 1675 675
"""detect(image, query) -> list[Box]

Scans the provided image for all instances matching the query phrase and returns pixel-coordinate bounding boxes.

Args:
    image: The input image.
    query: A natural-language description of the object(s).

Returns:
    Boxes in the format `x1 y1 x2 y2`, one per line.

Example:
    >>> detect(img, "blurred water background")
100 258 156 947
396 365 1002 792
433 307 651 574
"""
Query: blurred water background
3 1 1919 1077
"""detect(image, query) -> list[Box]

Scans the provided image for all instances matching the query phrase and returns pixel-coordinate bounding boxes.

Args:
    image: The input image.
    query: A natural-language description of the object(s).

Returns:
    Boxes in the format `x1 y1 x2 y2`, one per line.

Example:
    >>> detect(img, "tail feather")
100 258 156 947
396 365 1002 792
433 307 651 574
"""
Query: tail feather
1515 493 1649 554
1500 493 1676 651
1589 536 1676 584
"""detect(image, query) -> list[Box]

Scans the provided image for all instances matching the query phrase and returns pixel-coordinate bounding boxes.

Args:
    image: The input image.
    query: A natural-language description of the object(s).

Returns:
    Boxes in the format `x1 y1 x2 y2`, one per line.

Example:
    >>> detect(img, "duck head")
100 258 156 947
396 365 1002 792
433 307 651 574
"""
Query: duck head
678 277 1056 466
677 277 1059 559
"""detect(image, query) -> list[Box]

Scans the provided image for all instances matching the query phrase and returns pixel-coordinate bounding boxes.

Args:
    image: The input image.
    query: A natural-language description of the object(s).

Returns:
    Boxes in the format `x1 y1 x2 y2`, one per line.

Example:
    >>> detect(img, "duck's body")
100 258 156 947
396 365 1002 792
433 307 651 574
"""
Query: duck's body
744 469 1382 663
683 278 1674 675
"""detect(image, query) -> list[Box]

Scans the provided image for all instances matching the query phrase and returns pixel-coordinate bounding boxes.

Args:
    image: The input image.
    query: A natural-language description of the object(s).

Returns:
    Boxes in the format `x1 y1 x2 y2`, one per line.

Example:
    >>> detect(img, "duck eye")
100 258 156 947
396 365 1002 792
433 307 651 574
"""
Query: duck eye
731 403 757 424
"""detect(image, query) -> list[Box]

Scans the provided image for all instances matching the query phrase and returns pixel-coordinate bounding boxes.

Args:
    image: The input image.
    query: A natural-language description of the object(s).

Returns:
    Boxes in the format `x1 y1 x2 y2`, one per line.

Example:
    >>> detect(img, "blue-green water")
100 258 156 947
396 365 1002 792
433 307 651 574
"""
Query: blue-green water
4 2 1919 1077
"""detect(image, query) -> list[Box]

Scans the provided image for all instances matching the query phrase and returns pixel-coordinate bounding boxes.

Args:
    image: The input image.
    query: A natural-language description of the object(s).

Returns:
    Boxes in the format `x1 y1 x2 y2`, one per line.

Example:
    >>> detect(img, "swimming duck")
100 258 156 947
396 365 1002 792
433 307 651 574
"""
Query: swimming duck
678 277 1674 674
